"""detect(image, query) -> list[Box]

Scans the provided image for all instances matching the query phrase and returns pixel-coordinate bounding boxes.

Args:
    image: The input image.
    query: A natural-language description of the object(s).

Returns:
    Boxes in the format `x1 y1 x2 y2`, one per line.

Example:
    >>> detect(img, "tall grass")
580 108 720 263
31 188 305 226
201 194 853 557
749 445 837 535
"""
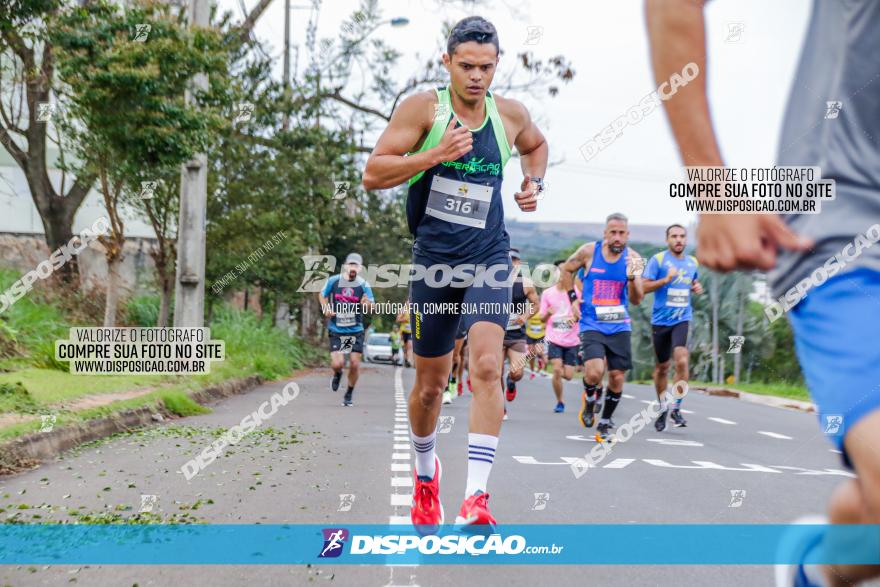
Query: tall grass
209 306 306 380
0 269 69 370
124 294 161 327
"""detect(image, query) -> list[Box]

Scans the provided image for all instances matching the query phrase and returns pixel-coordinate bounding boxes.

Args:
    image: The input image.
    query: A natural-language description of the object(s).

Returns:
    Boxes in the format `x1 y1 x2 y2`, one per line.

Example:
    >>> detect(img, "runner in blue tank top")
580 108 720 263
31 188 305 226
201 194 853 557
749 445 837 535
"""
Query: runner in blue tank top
642 224 703 432
562 213 645 441
363 17 548 534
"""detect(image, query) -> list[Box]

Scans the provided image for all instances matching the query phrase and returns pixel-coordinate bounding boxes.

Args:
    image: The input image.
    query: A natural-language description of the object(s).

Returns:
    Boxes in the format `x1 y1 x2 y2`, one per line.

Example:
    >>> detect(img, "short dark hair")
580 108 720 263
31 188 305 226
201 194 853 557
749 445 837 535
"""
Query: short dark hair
554 258 567 267
447 17 499 56
666 223 686 238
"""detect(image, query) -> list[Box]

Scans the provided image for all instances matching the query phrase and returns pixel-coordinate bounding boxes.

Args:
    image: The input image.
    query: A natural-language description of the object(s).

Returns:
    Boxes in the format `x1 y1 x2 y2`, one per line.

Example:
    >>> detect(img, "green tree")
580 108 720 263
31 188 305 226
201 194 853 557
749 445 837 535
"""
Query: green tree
52 0 226 325
0 0 95 282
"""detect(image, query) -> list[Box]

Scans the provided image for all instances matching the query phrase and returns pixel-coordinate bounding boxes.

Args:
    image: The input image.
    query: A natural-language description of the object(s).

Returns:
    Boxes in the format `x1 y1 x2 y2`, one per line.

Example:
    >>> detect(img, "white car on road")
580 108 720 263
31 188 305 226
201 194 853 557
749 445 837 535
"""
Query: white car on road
364 333 394 363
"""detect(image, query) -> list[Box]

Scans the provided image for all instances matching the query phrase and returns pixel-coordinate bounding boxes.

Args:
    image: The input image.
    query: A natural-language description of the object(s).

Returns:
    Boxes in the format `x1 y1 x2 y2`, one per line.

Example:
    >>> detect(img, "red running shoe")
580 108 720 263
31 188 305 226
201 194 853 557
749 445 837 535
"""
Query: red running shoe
467 378 472 393
457 381 463 396
505 379 517 402
454 491 497 531
411 455 444 535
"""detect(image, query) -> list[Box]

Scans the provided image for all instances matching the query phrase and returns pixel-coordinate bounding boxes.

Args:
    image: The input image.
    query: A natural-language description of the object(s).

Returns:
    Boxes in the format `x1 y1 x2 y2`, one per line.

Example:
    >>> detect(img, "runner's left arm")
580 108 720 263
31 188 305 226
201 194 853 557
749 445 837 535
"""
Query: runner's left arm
360 281 376 312
626 250 646 305
509 99 548 213
691 267 704 294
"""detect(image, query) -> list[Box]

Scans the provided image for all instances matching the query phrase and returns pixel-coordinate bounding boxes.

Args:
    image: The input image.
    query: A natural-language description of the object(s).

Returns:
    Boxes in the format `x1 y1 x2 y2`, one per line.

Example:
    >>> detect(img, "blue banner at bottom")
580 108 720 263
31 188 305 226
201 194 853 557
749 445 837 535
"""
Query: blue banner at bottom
0 524 878 565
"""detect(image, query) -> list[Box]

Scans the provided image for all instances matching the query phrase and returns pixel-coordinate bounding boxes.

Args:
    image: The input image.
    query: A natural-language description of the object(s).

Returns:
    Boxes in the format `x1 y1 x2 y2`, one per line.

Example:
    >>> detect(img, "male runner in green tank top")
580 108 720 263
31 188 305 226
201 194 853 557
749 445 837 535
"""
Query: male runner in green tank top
363 16 548 533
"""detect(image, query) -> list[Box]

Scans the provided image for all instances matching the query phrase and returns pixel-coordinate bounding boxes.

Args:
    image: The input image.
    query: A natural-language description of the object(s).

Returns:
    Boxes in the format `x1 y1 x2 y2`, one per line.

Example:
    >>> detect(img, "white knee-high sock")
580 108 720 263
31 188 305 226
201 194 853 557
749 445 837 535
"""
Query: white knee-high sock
411 428 437 480
465 433 498 497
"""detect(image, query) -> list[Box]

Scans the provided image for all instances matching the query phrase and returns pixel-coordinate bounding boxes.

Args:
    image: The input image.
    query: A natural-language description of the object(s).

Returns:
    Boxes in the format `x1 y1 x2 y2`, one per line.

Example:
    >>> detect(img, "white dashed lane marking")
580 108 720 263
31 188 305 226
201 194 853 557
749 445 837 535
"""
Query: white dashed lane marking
391 494 410 506
758 431 793 440
390 367 413 527
707 417 737 425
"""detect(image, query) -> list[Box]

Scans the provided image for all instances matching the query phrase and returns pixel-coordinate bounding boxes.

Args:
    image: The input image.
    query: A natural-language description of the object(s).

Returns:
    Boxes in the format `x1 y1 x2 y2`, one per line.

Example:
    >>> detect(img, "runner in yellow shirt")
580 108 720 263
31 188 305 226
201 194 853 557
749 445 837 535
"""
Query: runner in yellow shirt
525 311 546 379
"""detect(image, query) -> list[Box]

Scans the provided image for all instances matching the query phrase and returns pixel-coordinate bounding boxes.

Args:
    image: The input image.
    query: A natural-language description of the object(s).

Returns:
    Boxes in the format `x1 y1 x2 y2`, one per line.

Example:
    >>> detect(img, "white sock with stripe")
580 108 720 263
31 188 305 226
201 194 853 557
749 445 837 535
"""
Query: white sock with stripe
411 428 437 480
465 433 498 497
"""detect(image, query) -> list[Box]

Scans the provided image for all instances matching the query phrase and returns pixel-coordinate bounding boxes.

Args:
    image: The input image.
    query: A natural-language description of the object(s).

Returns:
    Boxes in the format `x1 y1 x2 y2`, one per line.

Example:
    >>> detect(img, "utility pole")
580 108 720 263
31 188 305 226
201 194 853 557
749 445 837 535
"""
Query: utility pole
733 275 746 382
173 0 210 327
282 0 291 130
711 276 719 384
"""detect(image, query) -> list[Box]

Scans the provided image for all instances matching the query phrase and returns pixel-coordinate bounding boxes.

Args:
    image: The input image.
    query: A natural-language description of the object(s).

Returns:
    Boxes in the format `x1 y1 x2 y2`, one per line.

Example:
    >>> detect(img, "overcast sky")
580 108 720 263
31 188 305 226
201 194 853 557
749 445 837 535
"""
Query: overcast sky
218 0 812 227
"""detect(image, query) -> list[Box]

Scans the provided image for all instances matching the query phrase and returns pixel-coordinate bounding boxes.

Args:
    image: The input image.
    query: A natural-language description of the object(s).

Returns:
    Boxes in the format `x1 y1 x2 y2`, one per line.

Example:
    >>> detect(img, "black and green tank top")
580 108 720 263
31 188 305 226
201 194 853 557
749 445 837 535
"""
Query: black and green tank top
406 86 512 263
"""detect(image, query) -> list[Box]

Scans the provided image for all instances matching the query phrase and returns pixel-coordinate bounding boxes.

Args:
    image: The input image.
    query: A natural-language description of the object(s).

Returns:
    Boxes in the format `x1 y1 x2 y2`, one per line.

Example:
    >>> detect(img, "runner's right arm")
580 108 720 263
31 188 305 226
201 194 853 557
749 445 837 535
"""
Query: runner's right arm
318 279 335 317
561 243 594 302
642 255 675 293
362 93 473 190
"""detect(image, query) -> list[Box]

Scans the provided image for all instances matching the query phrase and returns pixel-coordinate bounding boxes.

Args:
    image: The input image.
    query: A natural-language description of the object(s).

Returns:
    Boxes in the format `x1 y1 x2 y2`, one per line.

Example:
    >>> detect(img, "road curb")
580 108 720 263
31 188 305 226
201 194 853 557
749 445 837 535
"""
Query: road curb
692 385 815 413
0 375 262 476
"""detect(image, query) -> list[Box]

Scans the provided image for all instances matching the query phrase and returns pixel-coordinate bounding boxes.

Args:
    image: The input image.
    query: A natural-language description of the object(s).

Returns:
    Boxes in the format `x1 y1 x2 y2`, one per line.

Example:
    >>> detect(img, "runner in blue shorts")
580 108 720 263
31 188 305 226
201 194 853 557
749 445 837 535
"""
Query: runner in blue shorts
648 1 880 583
642 224 704 431
363 16 548 533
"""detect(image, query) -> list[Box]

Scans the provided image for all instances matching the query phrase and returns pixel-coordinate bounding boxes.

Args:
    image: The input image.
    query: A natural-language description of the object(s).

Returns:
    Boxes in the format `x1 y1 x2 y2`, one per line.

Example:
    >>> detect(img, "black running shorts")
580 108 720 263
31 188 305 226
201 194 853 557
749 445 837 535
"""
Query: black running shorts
579 330 632 371
329 331 365 354
651 321 690 364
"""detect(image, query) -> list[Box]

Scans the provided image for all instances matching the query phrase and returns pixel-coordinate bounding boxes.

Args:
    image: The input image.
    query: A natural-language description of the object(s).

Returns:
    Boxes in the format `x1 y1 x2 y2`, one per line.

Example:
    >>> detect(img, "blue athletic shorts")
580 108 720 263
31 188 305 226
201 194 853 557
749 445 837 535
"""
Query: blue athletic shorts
409 251 512 358
788 268 880 459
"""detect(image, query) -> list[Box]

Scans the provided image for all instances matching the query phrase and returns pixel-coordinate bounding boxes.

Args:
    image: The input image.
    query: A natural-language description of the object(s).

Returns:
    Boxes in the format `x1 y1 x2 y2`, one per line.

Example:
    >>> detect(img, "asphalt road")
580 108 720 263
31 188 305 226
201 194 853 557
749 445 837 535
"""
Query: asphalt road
0 362 858 587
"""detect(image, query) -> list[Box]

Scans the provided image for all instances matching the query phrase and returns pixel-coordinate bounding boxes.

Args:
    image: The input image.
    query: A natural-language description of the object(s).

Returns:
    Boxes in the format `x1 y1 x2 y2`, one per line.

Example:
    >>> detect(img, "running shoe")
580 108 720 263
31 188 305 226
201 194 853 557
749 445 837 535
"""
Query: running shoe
411 456 444 536
670 409 687 427
342 389 353 406
442 390 452 405
554 402 565 413
467 378 472 393
579 392 596 428
331 371 342 392
655 409 668 432
454 491 497 532
457 382 463 397
503 406 509 421
596 422 612 442
505 377 517 402
447 380 456 395
529 372 536 380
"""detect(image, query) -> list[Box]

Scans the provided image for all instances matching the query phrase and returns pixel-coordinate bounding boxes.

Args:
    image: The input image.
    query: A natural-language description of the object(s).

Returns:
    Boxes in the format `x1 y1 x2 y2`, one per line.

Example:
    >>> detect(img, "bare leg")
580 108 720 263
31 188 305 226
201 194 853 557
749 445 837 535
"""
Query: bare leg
822 410 880 585
468 322 504 436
